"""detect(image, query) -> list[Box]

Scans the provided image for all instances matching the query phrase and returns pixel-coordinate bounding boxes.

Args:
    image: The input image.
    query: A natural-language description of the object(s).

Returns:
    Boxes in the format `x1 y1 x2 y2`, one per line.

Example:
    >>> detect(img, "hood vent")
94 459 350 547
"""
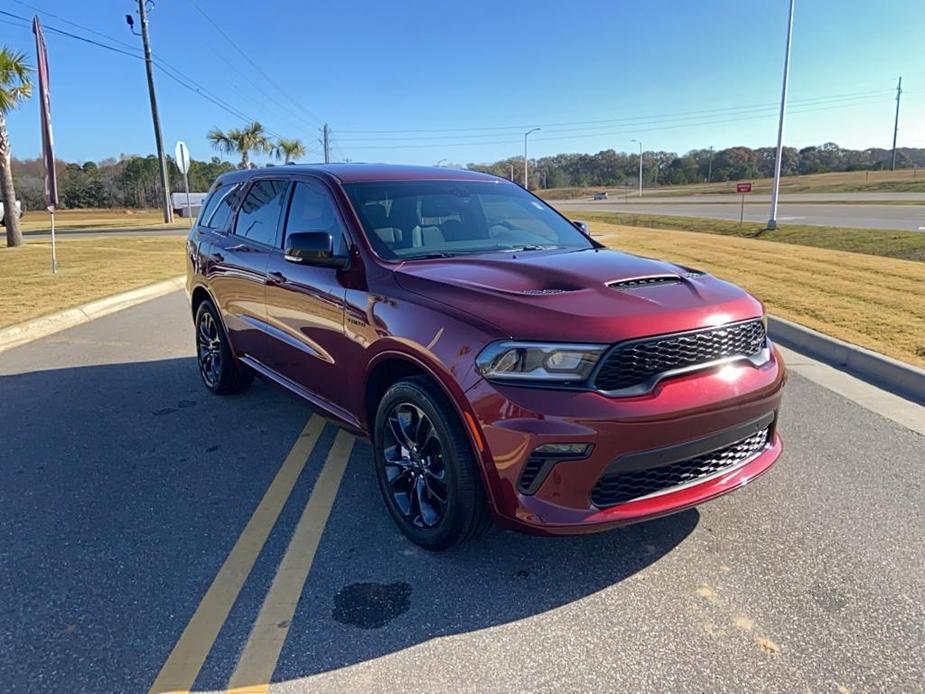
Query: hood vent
608 275 681 291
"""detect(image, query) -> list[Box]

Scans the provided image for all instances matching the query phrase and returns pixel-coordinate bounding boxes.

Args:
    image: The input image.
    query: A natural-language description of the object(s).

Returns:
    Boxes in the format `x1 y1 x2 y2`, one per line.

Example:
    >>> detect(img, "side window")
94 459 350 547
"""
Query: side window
284 181 348 255
198 182 239 230
233 180 289 247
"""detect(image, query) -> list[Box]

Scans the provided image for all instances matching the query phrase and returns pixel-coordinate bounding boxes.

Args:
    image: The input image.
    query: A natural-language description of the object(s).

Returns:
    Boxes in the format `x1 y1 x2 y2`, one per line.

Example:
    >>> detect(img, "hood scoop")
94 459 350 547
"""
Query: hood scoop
517 288 574 295
609 275 682 291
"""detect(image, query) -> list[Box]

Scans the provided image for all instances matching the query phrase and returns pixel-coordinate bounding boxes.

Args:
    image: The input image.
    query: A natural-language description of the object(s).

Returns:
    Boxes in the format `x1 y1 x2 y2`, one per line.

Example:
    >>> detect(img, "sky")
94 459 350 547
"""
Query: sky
1 0 923 166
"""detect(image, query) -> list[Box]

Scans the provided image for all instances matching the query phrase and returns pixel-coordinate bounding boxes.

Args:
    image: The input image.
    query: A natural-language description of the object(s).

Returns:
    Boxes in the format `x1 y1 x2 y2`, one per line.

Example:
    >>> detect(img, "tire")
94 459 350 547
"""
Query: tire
373 377 492 550
194 300 253 395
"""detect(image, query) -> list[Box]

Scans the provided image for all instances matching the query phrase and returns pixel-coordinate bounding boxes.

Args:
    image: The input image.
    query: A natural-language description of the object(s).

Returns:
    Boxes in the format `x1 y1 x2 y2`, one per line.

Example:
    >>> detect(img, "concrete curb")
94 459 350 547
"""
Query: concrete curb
769 315 925 406
0 276 185 354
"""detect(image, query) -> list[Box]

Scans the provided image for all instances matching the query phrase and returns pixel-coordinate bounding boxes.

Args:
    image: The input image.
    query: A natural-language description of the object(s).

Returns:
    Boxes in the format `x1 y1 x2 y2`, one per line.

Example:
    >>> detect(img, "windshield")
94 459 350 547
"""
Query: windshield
343 180 594 260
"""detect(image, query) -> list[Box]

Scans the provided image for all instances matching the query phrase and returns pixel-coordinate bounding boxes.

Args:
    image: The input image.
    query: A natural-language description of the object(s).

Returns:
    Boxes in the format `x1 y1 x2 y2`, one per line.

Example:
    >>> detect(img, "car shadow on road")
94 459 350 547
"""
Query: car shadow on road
0 356 698 691
265 442 699 686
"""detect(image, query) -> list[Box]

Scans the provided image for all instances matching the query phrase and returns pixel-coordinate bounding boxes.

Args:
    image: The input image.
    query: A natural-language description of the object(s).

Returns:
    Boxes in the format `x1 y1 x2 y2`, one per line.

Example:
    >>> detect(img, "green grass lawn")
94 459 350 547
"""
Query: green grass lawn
565 210 925 262
541 168 925 200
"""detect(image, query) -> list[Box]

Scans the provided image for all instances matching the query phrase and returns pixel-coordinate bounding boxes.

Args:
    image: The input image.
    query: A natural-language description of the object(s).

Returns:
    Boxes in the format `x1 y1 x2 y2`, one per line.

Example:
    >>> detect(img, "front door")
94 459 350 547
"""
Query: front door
264 178 350 412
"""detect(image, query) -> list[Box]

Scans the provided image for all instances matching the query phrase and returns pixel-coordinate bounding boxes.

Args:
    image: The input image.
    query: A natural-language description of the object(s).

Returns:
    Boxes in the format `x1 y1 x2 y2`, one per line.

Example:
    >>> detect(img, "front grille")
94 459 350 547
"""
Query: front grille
593 319 766 392
591 426 771 507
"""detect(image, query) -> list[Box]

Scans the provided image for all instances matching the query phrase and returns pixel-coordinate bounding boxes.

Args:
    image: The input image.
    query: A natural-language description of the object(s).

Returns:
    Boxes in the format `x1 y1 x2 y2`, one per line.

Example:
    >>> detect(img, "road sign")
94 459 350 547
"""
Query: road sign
174 141 190 175
736 182 752 224
174 141 192 225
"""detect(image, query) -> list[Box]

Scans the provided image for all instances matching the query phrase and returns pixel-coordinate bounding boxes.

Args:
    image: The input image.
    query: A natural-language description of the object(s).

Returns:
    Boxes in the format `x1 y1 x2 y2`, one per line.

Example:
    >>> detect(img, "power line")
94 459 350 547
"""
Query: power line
337 92 888 144
10 0 140 51
339 98 883 151
0 9 142 59
1 7 289 140
337 89 891 135
188 0 324 128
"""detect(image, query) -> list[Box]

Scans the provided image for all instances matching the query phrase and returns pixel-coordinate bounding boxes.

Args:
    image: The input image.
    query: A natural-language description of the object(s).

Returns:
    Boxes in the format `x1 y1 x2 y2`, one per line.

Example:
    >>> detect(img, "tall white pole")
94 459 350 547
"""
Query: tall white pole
631 139 643 197
767 0 795 230
524 128 540 188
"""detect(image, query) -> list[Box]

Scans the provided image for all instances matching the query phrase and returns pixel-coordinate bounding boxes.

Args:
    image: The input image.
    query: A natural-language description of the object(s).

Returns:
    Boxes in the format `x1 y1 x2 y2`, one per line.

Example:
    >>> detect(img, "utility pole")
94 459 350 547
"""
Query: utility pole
322 123 330 164
631 139 642 197
767 0 795 230
523 128 540 188
707 145 714 182
137 0 172 223
890 76 902 171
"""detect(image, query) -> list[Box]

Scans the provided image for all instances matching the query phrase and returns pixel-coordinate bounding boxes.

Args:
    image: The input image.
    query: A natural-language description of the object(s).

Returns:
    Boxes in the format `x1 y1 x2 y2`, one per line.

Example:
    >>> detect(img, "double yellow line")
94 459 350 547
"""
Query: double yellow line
149 415 355 694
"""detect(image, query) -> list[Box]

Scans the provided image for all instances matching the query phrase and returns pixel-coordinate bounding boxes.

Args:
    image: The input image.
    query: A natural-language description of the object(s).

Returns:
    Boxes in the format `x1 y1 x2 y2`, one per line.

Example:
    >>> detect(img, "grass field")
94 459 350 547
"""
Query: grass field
542 167 925 200
0 236 185 329
18 208 188 233
2 222 922 368
593 221 925 367
567 210 925 262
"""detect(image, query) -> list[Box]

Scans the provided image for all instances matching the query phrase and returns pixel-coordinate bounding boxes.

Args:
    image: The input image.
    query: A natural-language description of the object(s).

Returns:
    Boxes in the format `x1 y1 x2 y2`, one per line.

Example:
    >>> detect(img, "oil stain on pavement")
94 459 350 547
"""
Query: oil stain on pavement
332 582 412 629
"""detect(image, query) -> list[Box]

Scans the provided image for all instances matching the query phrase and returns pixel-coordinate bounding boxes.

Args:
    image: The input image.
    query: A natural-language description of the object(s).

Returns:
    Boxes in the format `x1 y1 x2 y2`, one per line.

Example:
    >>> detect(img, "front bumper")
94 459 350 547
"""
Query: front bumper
466 344 786 536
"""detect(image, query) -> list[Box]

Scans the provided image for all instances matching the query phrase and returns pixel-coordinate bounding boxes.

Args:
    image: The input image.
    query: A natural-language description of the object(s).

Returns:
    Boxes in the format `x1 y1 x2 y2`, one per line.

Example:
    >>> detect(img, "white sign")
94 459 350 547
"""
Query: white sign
175 141 191 175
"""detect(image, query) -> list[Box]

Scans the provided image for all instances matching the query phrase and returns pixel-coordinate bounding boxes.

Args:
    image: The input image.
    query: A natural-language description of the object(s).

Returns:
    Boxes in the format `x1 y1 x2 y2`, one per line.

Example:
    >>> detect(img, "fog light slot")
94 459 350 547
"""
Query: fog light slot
518 443 593 495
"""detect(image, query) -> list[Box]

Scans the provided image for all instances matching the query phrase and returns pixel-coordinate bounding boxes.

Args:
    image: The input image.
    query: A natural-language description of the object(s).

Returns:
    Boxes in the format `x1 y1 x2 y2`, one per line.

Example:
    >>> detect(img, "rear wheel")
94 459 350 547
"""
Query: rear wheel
374 377 492 550
195 300 253 395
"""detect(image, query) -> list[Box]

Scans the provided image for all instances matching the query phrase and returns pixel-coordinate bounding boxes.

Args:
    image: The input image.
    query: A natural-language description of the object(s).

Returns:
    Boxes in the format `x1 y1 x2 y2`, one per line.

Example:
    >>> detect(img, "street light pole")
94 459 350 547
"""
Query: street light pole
524 128 540 188
631 139 642 197
137 0 172 223
767 0 795 231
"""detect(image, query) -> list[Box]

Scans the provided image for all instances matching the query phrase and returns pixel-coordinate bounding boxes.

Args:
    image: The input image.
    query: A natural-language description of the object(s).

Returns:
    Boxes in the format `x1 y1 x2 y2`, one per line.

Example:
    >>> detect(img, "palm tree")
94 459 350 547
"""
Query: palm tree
0 48 32 248
273 137 306 164
207 121 271 169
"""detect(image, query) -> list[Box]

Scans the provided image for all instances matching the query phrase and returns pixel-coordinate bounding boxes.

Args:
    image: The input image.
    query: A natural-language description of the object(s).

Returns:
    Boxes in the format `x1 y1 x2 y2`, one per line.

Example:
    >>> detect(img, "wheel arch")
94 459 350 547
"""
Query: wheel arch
363 351 499 514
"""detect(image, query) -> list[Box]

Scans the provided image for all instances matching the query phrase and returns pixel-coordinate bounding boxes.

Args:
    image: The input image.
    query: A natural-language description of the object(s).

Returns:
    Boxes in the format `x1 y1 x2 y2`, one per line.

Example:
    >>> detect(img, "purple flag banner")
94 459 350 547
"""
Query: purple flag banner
32 16 58 211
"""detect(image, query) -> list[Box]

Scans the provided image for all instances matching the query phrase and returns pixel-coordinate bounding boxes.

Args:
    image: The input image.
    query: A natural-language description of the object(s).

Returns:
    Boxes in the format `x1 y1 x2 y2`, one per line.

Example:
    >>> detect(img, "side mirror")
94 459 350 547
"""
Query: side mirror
284 231 348 269
572 220 590 236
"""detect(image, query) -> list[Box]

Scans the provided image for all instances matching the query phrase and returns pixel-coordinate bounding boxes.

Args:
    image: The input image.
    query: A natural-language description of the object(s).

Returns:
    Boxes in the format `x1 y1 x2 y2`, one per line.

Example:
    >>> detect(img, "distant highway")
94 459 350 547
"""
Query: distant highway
557 193 925 231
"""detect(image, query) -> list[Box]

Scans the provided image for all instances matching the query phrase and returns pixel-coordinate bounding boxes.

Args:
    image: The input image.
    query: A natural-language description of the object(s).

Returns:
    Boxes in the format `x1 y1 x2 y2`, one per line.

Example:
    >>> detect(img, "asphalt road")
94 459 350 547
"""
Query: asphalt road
560 198 925 231
1 292 923 692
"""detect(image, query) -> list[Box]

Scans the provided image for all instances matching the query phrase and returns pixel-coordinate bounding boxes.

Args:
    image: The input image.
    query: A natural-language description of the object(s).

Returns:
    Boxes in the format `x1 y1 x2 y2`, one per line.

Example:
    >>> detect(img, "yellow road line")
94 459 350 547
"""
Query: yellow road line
149 415 326 694
226 429 356 694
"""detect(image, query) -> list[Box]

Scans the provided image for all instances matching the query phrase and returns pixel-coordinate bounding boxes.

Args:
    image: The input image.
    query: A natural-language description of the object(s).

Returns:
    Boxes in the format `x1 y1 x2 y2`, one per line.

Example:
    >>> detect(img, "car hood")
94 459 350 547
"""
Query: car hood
395 248 764 343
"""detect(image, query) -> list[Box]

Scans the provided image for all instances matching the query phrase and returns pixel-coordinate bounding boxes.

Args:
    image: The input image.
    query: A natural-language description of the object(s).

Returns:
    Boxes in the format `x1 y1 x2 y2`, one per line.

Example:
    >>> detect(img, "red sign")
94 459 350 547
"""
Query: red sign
736 182 752 193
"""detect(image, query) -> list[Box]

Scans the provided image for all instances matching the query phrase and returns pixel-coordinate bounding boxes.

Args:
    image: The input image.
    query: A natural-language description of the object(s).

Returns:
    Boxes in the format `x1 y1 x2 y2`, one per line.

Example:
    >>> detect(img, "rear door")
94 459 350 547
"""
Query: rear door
208 177 290 361
263 177 351 411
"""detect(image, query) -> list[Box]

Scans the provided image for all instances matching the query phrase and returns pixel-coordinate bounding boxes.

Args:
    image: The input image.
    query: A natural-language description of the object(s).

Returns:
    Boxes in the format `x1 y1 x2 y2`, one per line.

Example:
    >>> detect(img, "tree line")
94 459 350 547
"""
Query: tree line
468 143 925 189
10 154 236 210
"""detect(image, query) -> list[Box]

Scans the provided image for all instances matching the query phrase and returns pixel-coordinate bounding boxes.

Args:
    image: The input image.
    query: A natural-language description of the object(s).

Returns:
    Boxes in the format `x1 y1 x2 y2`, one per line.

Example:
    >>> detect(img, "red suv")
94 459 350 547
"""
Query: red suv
186 164 784 550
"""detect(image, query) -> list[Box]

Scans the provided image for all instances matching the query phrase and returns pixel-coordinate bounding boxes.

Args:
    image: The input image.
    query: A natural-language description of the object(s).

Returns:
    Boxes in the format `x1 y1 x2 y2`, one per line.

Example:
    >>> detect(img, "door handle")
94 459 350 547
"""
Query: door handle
268 271 288 284
212 252 224 263
226 243 252 252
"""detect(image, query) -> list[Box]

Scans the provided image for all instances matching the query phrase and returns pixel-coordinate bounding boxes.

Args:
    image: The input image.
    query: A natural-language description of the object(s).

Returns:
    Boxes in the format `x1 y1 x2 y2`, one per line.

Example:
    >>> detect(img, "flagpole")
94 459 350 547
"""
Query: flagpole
49 207 57 273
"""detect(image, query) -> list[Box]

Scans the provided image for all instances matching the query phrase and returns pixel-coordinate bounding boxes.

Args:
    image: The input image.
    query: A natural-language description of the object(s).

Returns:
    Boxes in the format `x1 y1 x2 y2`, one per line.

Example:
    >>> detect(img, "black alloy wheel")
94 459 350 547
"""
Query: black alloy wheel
194 300 253 395
374 377 492 550
382 402 449 528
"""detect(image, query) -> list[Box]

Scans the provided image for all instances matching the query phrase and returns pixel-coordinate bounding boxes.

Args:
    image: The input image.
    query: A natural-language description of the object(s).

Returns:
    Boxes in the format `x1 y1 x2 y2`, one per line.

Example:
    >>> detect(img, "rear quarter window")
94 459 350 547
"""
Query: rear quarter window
198 182 240 230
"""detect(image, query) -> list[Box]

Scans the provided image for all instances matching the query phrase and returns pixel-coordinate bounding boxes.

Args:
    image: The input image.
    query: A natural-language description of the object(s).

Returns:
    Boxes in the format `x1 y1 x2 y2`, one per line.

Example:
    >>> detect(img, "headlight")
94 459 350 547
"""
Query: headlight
475 341 606 384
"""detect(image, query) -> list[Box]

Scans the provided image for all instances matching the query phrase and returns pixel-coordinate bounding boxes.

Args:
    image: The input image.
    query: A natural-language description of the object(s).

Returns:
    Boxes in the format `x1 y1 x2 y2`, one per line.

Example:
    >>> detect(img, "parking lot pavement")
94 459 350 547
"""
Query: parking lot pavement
1 292 923 693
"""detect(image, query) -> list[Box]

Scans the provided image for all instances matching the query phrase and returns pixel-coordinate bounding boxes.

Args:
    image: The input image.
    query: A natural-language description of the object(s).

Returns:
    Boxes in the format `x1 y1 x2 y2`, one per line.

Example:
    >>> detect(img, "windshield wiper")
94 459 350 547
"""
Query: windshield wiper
505 244 561 252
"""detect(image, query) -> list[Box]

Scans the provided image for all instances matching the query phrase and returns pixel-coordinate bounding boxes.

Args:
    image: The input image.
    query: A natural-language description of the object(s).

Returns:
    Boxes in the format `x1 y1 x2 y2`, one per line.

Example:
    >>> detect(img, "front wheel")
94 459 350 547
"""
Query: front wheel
373 377 492 550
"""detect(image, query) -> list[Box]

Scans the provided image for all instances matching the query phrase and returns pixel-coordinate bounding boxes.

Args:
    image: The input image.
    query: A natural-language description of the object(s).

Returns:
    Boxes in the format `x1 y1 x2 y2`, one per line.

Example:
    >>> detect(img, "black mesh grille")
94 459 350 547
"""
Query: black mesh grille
593 319 766 392
591 426 771 507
